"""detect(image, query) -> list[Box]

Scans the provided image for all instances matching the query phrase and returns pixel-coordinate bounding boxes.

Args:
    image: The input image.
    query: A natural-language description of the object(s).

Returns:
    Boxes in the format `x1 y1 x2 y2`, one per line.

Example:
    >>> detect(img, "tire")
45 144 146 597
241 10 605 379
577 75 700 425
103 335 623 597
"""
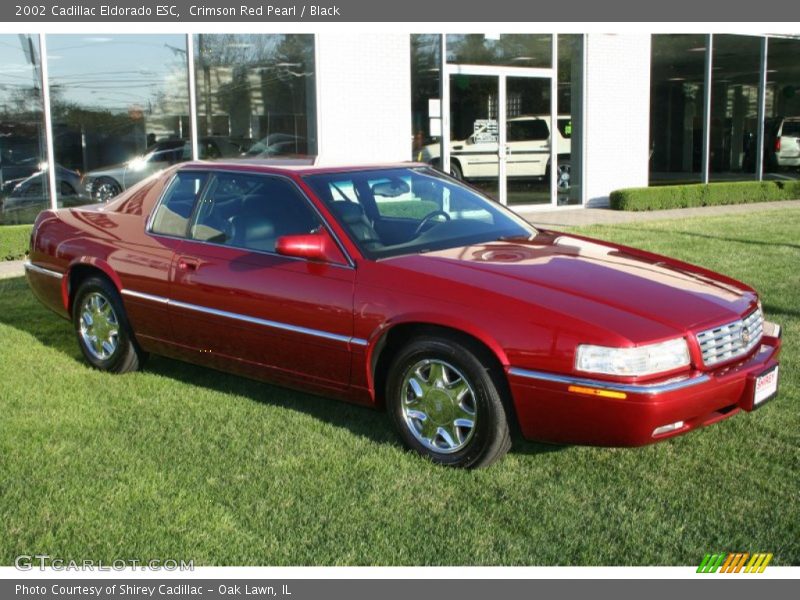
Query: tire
72 276 147 373
556 160 571 191
386 334 512 468
93 177 122 202
449 160 463 180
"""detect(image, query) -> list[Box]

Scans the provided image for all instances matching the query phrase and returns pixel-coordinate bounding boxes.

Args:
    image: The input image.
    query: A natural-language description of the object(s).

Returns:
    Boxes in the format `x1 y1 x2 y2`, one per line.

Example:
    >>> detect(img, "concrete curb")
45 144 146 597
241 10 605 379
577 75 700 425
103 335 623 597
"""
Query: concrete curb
0 260 25 280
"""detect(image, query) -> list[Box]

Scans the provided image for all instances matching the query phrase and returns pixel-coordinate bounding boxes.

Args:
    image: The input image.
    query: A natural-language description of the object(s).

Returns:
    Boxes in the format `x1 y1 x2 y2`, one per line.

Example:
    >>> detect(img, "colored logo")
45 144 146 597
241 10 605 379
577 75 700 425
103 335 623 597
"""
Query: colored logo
697 553 773 573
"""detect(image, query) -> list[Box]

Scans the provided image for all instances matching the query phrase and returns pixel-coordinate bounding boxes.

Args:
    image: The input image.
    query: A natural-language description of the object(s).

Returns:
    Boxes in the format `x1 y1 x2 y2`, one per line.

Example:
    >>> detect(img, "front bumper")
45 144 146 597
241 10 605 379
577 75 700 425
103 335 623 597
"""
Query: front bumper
507 327 782 446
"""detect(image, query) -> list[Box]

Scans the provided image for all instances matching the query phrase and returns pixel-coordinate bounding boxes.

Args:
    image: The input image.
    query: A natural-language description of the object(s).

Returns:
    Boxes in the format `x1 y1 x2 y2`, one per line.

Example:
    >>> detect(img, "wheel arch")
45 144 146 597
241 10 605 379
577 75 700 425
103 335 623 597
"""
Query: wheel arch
64 258 123 314
367 319 510 408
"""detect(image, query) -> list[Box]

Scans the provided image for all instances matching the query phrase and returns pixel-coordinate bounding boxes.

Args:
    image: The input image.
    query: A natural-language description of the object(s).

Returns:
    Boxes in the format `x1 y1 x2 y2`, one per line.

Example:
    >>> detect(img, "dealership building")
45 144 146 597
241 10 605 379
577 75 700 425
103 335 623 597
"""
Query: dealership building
1 33 798 225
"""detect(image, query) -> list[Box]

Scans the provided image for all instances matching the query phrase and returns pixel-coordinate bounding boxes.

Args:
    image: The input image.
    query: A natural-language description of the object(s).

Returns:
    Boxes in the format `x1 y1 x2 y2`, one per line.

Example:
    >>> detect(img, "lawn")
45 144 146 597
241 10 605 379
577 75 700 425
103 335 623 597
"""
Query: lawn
0 224 31 261
0 209 798 566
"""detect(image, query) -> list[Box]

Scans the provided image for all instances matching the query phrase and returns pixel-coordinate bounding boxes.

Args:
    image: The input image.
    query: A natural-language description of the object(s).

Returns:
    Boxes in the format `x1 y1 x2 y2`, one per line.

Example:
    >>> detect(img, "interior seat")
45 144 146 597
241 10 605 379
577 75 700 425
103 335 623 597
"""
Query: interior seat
333 201 381 244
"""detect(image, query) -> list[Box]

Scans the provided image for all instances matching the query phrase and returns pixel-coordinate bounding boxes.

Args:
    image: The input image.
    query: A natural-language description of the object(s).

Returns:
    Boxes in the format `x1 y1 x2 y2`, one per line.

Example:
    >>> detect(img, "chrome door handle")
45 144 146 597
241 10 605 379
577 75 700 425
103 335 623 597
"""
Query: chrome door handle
177 257 200 272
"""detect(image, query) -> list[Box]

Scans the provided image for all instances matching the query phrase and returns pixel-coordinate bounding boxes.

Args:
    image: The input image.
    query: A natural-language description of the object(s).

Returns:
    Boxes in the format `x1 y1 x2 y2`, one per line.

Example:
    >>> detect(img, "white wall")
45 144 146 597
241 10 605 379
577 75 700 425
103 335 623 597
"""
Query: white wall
315 33 411 165
583 34 651 207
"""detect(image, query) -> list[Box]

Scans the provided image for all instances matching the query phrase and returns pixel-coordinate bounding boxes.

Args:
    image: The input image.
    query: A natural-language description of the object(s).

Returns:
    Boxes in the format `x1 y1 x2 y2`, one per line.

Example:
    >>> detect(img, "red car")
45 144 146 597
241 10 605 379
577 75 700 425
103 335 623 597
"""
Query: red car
25 161 782 468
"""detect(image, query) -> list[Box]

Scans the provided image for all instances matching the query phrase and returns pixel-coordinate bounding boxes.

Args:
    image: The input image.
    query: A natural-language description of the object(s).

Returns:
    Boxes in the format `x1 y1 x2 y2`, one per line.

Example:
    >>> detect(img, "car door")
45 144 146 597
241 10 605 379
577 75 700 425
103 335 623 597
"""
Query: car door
166 170 356 389
128 169 209 350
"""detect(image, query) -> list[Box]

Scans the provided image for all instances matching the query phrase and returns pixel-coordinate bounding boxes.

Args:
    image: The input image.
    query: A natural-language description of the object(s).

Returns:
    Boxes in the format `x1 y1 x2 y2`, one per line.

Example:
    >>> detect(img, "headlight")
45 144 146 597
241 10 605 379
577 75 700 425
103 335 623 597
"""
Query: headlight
575 338 690 377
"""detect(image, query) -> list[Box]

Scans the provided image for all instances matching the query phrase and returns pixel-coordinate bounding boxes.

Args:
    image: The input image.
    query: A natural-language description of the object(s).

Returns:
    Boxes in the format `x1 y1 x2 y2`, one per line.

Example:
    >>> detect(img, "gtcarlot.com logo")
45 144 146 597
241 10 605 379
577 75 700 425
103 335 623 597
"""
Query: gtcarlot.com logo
697 552 773 573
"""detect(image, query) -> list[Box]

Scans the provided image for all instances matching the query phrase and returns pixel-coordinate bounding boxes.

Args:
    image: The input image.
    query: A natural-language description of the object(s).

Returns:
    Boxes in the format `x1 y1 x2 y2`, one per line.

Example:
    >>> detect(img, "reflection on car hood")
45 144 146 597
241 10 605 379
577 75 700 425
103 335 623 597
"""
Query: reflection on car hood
385 231 756 335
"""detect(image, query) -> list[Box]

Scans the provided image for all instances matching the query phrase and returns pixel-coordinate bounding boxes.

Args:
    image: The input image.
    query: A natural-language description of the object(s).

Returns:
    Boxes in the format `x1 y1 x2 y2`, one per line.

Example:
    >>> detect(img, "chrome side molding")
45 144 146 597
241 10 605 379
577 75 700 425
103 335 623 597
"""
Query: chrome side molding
121 289 368 347
507 367 711 395
24 261 64 279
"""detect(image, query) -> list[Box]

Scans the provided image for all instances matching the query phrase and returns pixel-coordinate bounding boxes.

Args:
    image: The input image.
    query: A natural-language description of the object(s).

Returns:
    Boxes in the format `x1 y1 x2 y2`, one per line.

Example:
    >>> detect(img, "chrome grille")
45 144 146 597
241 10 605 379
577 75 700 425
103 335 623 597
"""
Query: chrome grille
696 308 763 367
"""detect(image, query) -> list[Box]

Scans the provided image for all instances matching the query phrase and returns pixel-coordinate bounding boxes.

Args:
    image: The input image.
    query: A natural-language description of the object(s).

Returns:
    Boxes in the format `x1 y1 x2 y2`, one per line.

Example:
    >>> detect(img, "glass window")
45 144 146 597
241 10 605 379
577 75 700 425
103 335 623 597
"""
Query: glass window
150 171 207 238
508 119 549 142
411 34 441 158
194 34 317 160
710 35 761 181
557 34 582 205
47 34 192 205
764 37 800 182
649 34 707 185
446 35 551 69
0 34 49 226
190 172 320 253
305 167 534 260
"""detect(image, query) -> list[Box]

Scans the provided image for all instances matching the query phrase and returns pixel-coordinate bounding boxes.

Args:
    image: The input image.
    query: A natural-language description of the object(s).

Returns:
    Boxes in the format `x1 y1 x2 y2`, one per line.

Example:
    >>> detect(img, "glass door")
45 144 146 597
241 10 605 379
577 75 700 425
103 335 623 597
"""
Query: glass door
443 67 557 206
447 73 501 201
505 76 552 206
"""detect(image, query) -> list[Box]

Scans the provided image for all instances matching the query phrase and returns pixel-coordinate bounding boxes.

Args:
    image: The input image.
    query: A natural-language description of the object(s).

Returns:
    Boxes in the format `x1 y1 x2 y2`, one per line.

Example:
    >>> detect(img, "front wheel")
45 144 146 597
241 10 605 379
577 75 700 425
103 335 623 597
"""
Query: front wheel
386 335 511 468
93 177 122 202
72 276 147 373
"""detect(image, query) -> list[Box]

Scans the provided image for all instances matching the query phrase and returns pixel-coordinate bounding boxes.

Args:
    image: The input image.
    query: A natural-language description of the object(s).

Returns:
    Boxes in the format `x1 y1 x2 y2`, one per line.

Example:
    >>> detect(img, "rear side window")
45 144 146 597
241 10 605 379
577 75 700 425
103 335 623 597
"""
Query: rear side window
150 171 208 237
781 121 800 136
507 119 550 142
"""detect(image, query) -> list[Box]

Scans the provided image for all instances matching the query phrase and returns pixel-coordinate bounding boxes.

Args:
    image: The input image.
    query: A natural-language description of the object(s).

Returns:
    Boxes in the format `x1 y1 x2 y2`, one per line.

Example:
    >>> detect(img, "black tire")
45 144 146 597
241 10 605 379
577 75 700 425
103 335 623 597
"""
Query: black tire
72 276 147 373
93 177 122 202
386 334 512 468
449 160 463 180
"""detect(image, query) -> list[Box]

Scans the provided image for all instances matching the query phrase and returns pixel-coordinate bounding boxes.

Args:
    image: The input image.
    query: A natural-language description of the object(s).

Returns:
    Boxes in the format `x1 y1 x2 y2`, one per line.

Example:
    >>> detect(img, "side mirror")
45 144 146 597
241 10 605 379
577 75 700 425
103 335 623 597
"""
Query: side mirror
275 230 347 265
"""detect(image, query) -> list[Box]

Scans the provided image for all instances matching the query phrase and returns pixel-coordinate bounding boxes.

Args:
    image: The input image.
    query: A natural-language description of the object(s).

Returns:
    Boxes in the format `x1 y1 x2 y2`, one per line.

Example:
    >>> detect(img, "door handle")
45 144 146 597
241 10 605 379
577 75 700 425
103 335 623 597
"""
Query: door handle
177 257 200 272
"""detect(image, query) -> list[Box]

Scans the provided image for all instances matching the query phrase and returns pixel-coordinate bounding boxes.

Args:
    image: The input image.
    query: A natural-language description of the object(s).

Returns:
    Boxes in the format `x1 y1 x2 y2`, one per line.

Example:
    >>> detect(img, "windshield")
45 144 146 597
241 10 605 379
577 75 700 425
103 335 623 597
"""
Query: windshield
304 167 535 259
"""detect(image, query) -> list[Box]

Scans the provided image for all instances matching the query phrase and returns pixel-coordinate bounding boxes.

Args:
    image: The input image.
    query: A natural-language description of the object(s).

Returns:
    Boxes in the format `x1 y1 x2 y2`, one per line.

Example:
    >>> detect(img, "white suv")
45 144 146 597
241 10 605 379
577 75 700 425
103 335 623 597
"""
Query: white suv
774 117 800 169
419 115 572 190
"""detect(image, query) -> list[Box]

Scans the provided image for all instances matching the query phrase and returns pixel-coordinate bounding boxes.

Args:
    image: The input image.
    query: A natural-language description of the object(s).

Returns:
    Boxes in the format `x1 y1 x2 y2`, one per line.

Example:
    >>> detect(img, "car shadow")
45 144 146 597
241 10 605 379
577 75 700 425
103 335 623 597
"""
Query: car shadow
0 276 561 460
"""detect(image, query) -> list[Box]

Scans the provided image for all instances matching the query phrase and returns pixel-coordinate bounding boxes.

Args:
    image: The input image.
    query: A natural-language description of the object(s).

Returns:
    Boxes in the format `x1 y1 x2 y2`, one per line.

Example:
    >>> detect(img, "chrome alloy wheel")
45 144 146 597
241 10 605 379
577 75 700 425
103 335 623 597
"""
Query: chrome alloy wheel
78 292 120 360
400 359 477 454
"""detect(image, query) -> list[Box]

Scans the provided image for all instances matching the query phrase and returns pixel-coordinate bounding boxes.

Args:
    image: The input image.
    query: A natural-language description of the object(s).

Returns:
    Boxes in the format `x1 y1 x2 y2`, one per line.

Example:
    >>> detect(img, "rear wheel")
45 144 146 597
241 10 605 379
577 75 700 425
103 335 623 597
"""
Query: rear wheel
386 335 511 468
72 276 146 373
556 161 571 191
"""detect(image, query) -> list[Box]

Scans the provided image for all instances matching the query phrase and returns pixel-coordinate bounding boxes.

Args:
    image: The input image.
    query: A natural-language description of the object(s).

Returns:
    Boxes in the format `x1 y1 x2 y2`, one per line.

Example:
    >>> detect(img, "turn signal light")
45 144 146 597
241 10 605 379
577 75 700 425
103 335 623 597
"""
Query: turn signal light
567 385 627 400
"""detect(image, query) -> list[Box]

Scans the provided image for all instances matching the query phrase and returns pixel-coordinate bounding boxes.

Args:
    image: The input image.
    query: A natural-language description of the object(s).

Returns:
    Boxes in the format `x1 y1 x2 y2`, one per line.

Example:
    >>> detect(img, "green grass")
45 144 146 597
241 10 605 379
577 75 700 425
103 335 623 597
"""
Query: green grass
0 224 32 260
1 209 798 566
377 199 439 219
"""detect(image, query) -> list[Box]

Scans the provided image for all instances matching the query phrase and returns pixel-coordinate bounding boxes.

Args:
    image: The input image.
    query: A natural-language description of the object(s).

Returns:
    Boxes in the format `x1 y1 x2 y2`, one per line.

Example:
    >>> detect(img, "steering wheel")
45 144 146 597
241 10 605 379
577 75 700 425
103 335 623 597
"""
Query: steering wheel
412 210 451 237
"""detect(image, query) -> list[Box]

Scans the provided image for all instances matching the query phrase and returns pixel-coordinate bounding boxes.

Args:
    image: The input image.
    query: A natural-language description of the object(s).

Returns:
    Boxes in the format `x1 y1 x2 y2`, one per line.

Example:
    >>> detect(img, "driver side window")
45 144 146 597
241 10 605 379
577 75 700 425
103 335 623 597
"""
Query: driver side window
189 172 320 253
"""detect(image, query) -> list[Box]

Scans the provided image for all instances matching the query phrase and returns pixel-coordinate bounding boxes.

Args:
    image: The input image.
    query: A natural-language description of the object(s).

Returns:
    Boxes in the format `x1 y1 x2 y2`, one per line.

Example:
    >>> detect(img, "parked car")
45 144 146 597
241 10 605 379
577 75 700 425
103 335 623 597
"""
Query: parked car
244 133 307 157
419 115 572 190
82 137 244 202
26 161 781 468
2 164 91 224
773 117 800 169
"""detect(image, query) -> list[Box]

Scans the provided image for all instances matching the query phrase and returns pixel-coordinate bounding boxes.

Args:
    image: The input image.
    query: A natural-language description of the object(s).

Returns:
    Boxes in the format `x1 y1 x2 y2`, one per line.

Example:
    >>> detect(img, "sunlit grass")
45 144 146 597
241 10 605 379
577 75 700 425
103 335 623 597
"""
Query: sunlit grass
0 209 798 565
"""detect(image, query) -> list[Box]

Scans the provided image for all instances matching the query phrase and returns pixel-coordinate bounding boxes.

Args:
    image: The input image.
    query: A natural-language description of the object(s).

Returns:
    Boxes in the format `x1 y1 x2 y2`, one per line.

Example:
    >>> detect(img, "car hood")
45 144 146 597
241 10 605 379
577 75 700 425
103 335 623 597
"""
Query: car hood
383 231 756 337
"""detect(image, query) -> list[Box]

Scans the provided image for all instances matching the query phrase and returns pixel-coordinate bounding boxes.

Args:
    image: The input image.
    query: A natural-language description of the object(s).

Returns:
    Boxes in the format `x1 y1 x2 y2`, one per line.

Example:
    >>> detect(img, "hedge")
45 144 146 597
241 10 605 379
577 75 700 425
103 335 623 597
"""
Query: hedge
610 180 800 211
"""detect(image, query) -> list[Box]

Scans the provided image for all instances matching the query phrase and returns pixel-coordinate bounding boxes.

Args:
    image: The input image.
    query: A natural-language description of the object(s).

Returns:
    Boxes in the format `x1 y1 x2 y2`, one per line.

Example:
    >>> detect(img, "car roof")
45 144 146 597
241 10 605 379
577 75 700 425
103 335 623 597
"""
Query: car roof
178 158 424 176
